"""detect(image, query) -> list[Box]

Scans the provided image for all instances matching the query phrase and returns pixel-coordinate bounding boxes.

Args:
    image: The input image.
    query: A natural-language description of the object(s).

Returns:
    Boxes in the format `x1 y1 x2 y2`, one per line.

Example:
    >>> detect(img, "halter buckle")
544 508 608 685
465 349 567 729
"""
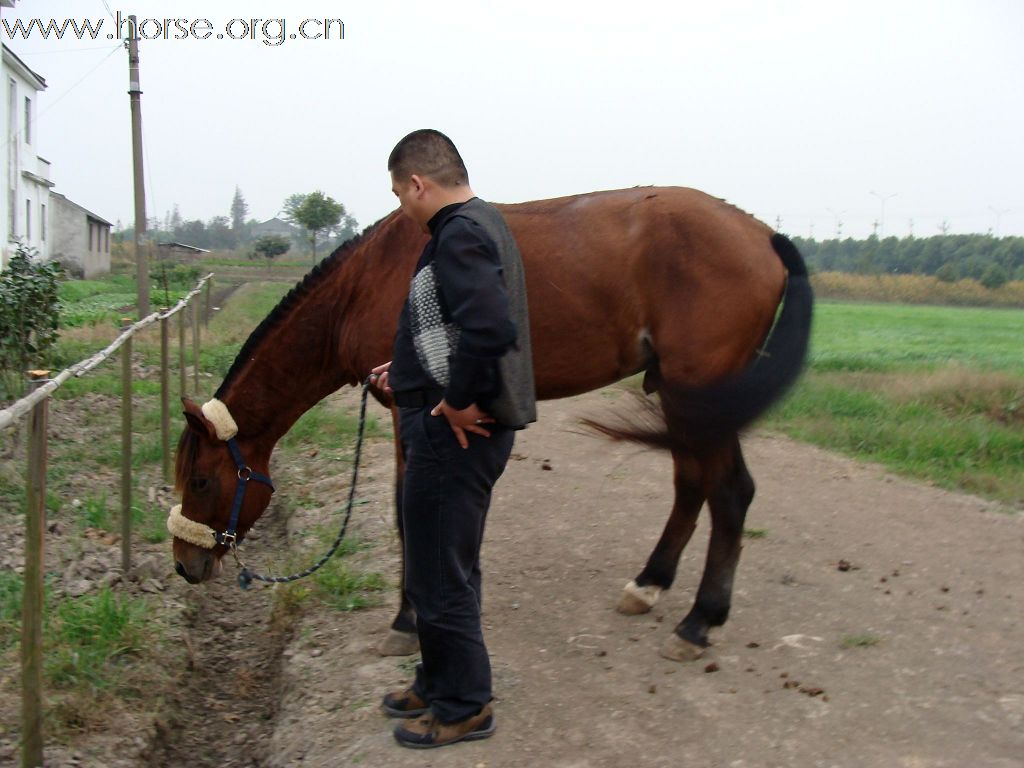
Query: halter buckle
237 466 253 481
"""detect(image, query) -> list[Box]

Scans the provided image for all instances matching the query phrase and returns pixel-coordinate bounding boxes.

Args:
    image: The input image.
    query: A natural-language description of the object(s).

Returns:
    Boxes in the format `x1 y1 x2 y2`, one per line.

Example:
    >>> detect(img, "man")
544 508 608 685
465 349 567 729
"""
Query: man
370 129 536 749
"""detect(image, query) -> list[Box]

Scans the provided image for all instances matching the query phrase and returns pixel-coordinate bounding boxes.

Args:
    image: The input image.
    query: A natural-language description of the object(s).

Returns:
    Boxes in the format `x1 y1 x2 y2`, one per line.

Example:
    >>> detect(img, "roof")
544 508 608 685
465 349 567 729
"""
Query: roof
157 242 210 254
49 191 112 226
2 44 46 91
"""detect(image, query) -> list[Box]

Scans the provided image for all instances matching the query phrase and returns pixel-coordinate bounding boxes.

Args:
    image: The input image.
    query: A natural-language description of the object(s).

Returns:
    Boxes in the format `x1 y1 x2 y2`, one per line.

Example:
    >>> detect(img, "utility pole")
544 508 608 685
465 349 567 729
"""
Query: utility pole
126 14 149 317
988 206 1009 238
826 208 845 239
869 190 897 238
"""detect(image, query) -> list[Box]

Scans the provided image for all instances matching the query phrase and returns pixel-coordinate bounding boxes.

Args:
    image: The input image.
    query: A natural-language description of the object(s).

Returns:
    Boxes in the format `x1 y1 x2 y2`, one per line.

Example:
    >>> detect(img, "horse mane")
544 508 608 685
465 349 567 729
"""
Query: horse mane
214 213 395 399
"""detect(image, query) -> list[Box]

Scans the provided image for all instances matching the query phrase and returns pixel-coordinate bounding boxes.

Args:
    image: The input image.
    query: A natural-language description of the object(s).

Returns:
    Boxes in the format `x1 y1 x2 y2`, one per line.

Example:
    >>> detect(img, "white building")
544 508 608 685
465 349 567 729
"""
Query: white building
2 42 52 270
1 41 111 276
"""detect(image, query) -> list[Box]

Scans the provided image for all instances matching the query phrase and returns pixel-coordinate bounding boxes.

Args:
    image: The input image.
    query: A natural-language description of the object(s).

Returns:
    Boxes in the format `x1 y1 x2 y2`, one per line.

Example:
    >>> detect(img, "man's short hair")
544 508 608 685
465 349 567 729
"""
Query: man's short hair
388 129 469 188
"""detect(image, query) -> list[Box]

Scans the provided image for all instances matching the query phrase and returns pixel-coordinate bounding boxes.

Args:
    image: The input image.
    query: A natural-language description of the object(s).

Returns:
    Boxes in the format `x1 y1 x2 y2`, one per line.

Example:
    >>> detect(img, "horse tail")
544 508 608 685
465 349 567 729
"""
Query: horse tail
584 233 813 452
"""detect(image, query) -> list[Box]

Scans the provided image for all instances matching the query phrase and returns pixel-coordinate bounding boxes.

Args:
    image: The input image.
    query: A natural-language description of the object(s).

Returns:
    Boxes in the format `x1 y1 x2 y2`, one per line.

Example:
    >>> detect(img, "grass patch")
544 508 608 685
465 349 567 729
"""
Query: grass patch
0 577 160 731
280 399 381 452
743 528 768 539
46 587 149 690
841 633 881 648
0 569 25 649
272 528 385 618
77 493 113 530
764 301 1024 509
809 302 1024 374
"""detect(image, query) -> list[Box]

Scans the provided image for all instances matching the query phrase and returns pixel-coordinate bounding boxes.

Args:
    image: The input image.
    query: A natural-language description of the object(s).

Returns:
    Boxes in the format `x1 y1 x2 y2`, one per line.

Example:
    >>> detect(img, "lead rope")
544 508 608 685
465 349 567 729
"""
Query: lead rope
233 379 372 590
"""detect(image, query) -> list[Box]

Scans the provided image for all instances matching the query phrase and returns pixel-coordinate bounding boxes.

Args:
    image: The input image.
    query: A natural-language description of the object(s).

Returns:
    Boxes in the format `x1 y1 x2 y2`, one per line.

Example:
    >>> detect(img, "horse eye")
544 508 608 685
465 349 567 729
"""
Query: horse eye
189 478 210 494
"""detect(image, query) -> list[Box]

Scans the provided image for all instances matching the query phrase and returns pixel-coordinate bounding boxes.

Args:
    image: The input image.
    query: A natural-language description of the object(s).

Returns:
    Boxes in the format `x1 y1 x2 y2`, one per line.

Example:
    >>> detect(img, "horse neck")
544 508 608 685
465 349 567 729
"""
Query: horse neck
217 213 419 449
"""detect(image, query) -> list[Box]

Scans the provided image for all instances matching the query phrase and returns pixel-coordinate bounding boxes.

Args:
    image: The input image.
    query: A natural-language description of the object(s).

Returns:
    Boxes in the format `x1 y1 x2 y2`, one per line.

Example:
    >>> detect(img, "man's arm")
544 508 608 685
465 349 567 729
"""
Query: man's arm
434 217 517 410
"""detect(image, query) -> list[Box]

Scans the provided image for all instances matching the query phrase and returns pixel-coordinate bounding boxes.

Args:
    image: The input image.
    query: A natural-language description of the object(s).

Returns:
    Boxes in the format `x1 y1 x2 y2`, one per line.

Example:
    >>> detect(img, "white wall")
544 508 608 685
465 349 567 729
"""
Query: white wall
2 47 49 271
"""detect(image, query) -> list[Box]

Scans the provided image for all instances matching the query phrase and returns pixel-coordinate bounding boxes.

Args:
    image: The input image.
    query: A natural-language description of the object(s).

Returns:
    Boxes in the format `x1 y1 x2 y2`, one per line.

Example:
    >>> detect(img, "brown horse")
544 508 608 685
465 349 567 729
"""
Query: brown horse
171 186 812 662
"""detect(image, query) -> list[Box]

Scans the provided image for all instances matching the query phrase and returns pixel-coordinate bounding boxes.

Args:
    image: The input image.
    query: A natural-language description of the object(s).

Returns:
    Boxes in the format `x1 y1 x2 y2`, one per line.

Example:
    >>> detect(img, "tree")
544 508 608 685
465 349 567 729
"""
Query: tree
980 263 1008 290
206 215 236 250
251 234 291 262
935 262 959 283
230 186 249 242
281 193 307 225
293 190 344 263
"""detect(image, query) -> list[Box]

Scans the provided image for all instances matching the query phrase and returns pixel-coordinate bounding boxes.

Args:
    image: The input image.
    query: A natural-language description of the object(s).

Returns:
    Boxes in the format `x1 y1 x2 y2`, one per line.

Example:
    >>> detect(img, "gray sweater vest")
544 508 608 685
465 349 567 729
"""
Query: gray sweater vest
451 198 537 428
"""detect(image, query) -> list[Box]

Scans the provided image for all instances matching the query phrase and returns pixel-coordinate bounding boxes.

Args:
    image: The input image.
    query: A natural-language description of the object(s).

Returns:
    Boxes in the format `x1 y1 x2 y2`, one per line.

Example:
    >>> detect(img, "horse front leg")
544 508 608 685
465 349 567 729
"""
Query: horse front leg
378 406 420 656
618 448 705 615
662 437 755 662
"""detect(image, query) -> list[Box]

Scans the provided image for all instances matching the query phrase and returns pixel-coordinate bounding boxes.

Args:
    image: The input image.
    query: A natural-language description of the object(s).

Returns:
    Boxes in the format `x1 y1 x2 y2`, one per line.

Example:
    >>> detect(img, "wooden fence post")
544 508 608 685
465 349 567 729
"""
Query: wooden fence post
120 319 133 575
191 298 200 396
160 310 170 483
178 307 187 398
204 277 213 328
21 370 49 768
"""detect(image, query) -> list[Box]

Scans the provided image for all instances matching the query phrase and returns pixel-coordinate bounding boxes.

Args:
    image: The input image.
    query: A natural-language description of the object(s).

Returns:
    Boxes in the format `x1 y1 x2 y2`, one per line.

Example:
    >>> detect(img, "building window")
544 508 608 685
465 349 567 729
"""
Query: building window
41 203 46 241
24 96 31 144
25 199 31 240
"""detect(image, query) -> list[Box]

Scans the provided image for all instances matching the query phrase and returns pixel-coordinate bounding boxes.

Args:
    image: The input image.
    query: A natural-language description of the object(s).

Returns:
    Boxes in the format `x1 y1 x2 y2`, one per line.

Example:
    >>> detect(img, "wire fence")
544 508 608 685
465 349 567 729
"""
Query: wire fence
2 272 213 768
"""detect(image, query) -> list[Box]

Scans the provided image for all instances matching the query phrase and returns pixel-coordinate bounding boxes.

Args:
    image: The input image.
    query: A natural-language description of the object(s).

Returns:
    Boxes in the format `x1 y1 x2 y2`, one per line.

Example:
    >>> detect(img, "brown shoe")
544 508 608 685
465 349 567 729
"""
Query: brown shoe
393 704 496 749
381 687 429 718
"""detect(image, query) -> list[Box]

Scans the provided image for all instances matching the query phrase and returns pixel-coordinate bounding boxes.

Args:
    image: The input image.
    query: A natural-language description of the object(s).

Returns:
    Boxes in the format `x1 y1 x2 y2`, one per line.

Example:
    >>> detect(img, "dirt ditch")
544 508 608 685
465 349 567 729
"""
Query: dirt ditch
140 501 292 768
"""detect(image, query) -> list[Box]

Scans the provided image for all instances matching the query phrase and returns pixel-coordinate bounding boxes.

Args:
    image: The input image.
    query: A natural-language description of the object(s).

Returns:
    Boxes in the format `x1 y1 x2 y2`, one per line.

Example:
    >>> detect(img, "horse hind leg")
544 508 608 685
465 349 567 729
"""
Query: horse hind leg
617 448 704 615
661 437 755 662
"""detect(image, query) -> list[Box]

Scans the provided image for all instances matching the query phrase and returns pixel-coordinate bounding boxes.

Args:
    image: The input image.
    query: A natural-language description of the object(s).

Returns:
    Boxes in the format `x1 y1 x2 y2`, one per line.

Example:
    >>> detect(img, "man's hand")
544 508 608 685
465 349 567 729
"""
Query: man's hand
370 361 392 394
430 399 495 449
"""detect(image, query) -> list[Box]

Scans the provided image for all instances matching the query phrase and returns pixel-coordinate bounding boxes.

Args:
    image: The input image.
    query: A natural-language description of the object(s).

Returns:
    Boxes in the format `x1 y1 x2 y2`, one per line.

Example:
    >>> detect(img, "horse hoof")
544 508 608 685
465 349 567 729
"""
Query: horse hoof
378 629 420 657
617 580 661 615
659 633 705 662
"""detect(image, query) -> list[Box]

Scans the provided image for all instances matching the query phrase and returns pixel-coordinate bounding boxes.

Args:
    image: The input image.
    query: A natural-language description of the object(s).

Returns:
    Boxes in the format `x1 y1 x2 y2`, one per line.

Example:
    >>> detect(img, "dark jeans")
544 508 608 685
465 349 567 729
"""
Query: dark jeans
398 405 514 723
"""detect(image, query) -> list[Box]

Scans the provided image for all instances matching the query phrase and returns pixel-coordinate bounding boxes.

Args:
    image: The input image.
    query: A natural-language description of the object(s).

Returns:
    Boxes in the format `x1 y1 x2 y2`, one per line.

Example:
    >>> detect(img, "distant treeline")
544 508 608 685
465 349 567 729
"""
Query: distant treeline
791 234 1024 289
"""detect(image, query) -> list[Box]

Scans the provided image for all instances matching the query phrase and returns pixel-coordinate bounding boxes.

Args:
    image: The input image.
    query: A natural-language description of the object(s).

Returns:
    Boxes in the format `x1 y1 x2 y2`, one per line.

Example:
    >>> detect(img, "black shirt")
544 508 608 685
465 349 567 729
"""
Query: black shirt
389 199 518 410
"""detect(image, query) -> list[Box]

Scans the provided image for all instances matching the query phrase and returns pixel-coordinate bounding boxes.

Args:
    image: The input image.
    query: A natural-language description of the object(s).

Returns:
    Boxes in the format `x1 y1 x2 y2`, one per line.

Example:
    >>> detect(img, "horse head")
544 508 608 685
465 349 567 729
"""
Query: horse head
169 398 275 583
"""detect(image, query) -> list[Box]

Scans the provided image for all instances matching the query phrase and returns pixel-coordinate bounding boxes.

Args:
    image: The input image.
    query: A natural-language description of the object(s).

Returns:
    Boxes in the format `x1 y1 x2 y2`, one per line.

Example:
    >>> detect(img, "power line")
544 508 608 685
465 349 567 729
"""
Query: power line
0 42 121 156
37 42 121 118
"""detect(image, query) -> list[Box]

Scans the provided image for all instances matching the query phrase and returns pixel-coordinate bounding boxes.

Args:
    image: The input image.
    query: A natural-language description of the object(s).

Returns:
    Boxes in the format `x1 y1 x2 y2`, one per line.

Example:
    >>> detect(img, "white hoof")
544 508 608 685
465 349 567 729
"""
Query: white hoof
617 580 661 615
378 629 420 657
659 633 705 662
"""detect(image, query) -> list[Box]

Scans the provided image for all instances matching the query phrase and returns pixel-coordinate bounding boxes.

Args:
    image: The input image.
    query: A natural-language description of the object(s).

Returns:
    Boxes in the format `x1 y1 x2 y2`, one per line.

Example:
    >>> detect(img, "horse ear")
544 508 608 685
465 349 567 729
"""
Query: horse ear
181 398 218 441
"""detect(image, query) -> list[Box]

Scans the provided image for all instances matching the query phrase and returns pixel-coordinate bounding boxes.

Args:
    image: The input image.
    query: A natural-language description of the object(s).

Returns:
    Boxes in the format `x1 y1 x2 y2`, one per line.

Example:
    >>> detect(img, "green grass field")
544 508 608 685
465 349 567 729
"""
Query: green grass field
764 301 1024 508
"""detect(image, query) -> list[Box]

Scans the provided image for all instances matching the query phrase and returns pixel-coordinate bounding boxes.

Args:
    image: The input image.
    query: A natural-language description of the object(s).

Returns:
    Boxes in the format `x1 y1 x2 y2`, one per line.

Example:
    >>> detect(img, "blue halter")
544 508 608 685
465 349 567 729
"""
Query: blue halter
214 437 275 547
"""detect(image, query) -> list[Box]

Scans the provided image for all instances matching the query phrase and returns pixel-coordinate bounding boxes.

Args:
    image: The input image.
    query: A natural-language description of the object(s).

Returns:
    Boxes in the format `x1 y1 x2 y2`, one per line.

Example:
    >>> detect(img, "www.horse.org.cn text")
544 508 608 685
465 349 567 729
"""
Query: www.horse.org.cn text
1 14 346 47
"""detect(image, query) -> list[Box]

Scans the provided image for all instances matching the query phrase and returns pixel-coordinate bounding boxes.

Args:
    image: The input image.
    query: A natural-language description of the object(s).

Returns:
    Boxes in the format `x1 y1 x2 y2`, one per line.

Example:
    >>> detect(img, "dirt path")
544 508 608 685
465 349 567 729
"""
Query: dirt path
163 387 1023 768
141 503 291 767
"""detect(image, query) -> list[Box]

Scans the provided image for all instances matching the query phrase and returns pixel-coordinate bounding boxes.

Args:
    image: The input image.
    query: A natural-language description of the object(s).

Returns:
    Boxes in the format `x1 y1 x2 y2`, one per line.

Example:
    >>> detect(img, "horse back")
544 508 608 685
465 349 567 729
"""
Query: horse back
496 187 785 399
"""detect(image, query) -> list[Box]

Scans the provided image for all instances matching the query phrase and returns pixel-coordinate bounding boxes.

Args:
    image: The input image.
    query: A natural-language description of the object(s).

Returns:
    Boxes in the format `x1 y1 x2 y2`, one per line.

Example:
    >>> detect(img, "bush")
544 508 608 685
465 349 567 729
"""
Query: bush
0 244 63 399
981 263 1009 290
251 234 291 261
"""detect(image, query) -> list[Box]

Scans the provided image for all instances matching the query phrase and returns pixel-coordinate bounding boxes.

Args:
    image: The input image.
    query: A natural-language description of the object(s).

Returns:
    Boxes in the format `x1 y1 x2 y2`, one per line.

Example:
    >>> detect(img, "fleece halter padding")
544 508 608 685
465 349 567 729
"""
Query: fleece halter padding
167 504 217 549
200 398 238 440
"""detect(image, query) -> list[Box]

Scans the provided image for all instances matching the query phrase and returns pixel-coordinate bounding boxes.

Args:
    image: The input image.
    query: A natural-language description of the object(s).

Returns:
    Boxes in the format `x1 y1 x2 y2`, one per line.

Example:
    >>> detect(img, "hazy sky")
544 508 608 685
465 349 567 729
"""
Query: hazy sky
3 0 1022 239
